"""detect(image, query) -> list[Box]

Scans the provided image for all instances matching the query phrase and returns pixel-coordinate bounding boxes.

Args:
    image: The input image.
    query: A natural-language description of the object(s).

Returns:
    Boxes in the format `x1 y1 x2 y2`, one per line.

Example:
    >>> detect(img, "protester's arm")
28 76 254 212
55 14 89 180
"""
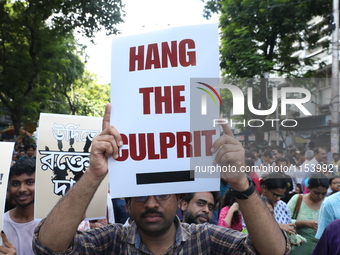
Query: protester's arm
0 231 16 255
295 220 317 231
37 104 122 252
223 203 238 228
212 124 288 255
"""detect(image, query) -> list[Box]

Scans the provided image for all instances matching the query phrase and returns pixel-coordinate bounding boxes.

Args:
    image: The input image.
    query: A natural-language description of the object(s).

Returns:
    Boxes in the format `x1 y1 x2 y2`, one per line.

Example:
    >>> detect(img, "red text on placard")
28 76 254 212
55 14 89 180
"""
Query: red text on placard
129 39 196 71
116 130 216 161
139 85 186 114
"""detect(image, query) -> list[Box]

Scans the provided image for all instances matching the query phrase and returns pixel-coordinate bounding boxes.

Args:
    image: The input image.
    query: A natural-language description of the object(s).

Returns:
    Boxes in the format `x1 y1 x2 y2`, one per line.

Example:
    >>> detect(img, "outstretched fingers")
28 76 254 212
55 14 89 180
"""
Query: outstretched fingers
0 231 16 254
221 123 234 137
96 126 122 159
102 103 111 131
210 123 245 180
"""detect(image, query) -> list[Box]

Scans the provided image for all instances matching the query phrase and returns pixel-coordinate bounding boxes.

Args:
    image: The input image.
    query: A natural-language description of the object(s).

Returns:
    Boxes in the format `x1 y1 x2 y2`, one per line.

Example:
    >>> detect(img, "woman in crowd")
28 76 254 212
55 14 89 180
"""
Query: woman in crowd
287 173 328 255
261 173 297 235
217 189 242 231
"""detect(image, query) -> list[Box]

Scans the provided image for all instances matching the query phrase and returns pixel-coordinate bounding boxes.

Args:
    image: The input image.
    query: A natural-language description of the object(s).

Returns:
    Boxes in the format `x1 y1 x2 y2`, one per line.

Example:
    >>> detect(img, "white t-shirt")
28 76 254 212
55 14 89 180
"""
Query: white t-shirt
3 211 40 255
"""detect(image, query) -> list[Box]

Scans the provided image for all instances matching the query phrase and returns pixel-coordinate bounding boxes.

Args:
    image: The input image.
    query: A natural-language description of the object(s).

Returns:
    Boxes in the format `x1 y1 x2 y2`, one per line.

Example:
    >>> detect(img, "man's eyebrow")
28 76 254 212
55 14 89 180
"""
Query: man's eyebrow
25 178 35 181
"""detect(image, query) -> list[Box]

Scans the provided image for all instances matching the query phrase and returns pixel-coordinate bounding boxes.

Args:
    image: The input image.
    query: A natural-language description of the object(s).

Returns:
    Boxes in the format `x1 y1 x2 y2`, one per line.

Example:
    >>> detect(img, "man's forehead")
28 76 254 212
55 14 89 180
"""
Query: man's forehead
10 173 35 181
192 192 214 203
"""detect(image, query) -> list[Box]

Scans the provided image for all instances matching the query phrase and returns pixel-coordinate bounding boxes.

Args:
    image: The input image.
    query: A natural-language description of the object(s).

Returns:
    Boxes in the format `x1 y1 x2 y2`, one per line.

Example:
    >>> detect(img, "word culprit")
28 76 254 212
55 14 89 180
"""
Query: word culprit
117 130 216 161
140 85 186 114
129 39 196 72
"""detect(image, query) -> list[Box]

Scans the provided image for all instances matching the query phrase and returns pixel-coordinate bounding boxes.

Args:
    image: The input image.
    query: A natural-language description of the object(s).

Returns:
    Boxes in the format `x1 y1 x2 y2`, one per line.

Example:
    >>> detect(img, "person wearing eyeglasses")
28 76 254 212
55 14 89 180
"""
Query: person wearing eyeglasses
32 104 290 255
275 157 297 203
260 173 297 235
287 173 328 255
327 176 340 197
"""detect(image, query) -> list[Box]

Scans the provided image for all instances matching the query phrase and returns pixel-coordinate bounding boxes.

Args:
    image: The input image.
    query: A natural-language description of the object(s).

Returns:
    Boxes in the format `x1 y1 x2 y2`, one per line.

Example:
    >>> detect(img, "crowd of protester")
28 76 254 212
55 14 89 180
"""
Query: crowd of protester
2 130 340 254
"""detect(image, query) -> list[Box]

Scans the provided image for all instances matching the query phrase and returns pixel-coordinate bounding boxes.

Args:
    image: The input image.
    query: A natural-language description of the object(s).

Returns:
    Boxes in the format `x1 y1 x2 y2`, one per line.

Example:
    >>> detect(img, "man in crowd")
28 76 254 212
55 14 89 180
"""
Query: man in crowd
301 147 327 190
18 144 36 161
315 191 340 239
32 104 289 255
180 192 218 224
3 158 39 254
272 148 283 160
251 148 262 168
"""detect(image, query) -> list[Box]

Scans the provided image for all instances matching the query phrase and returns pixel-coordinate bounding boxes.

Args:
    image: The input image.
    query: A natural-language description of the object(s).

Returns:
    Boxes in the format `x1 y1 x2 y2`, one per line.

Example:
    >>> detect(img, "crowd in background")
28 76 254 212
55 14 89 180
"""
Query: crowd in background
2 135 340 254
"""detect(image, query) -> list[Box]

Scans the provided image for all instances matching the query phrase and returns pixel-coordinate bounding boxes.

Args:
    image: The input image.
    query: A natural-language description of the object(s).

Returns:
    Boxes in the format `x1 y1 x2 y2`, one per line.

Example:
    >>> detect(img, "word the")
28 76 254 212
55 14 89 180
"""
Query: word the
139 85 186 114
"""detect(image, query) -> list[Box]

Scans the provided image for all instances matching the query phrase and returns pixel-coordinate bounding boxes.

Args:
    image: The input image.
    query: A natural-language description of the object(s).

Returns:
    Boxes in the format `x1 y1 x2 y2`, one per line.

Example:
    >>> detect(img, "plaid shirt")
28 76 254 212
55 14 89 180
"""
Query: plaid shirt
33 217 291 254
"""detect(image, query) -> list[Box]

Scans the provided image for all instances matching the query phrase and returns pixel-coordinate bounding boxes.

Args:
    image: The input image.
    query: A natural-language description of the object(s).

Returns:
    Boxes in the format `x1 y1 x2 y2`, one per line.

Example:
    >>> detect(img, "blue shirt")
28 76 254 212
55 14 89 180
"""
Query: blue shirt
315 192 340 239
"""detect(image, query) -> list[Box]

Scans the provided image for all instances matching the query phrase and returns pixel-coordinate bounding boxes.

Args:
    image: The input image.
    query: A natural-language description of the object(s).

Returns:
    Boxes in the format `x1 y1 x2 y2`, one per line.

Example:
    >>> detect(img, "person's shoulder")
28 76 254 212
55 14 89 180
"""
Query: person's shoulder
329 219 340 226
3 210 11 221
181 222 238 233
290 193 300 201
324 191 340 203
324 219 340 234
277 200 285 206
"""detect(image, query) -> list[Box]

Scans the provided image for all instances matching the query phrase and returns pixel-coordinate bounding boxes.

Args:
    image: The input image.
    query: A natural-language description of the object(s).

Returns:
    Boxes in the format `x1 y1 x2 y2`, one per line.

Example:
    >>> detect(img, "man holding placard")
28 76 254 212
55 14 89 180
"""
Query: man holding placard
32 104 290 255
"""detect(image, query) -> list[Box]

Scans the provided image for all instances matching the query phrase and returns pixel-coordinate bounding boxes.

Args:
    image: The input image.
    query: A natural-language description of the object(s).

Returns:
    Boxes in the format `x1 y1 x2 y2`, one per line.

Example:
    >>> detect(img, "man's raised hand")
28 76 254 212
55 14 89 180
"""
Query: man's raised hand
88 104 122 179
211 124 248 190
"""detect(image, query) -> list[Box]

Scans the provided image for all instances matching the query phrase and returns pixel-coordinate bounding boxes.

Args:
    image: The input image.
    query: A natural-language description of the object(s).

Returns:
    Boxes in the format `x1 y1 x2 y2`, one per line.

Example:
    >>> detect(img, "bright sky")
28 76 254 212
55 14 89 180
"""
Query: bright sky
82 0 218 84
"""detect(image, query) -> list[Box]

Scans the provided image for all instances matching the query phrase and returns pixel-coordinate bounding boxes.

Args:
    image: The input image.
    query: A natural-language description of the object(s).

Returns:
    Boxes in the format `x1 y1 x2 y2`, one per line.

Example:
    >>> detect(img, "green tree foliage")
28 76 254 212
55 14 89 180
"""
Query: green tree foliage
62 71 110 117
0 0 123 135
204 0 331 77
203 0 331 145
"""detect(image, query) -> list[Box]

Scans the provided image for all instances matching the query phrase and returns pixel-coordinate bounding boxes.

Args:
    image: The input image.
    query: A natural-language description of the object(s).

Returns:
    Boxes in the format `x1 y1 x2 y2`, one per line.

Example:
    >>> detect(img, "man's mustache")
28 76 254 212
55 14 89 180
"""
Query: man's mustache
140 209 164 218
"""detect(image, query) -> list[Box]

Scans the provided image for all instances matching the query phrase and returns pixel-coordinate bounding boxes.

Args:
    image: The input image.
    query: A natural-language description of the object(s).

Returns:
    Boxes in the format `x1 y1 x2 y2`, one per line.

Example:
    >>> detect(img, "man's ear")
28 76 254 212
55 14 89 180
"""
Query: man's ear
180 200 188 211
125 199 131 214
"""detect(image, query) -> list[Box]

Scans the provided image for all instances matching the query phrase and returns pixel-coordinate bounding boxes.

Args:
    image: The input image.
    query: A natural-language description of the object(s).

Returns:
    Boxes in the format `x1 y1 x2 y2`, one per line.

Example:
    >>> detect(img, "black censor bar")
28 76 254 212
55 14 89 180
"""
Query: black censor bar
136 170 194 185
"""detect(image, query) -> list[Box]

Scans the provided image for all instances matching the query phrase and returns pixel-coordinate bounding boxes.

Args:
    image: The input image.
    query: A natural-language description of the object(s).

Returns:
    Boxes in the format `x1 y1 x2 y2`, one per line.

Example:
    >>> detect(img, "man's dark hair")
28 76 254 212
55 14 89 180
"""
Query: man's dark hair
275 148 283 155
314 147 326 155
285 155 296 166
289 149 296 154
263 150 273 159
329 176 340 185
24 143 36 152
181 191 219 206
9 158 36 179
333 152 339 157
299 150 306 156
275 157 288 166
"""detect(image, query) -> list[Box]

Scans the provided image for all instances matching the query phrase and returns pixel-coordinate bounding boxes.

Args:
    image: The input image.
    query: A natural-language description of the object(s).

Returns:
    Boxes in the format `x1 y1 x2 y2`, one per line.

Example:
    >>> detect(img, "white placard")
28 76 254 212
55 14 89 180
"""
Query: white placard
110 24 220 198
35 113 108 220
0 142 14 236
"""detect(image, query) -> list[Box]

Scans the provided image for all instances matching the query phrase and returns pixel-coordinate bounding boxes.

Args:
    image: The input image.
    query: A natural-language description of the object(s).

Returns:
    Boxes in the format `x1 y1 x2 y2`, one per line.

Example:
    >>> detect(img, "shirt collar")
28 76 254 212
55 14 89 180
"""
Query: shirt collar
124 216 190 249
